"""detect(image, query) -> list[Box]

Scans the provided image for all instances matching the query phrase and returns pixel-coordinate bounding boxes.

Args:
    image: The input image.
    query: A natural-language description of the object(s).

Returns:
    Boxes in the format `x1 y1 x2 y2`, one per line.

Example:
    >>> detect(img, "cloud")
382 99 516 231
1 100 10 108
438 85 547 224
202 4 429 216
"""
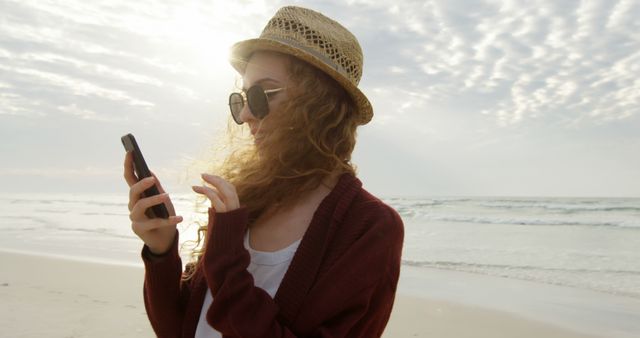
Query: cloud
0 0 266 121
5 0 635 126
337 0 640 128
0 63 155 107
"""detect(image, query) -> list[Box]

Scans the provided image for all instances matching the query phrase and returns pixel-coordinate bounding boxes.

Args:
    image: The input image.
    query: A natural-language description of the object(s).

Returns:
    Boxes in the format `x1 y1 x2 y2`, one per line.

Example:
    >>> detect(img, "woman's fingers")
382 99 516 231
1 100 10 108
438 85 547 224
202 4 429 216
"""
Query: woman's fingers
149 171 176 215
192 185 227 212
150 171 165 193
130 192 169 221
128 176 156 211
124 152 181 252
125 151 159 212
201 174 240 210
123 151 138 186
131 216 183 236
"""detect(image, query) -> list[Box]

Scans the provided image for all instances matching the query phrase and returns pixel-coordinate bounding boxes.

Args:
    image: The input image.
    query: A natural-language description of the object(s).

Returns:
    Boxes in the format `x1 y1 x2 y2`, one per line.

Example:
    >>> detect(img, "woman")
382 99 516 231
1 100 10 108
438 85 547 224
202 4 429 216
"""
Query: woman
124 6 404 338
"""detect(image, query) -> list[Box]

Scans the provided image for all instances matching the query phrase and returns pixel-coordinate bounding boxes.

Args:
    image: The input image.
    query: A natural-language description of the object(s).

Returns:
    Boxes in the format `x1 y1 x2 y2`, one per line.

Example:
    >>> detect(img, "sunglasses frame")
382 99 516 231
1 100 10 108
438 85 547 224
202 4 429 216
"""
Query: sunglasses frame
229 85 285 125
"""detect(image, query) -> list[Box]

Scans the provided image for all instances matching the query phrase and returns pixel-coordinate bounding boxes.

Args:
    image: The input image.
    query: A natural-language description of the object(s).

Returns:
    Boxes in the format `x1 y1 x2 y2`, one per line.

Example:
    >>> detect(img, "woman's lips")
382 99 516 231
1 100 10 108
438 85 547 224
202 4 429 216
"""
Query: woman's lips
250 126 266 144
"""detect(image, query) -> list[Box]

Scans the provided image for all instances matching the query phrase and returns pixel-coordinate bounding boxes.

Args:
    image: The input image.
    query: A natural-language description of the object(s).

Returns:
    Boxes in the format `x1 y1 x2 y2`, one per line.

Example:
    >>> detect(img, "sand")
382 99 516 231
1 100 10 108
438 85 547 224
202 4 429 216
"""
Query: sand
383 295 601 338
0 251 602 338
1 251 153 338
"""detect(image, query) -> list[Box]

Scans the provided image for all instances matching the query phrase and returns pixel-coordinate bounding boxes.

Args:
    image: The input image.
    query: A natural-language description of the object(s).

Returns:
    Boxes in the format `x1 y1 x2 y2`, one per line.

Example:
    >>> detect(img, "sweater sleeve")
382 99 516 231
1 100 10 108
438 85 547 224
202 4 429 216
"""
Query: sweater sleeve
202 207 292 336
202 204 404 338
141 230 190 338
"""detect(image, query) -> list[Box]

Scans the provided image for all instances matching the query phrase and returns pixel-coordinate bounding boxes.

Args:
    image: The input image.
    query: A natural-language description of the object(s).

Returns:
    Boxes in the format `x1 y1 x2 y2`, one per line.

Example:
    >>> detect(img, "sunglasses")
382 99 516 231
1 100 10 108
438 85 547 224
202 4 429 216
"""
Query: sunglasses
228 85 285 125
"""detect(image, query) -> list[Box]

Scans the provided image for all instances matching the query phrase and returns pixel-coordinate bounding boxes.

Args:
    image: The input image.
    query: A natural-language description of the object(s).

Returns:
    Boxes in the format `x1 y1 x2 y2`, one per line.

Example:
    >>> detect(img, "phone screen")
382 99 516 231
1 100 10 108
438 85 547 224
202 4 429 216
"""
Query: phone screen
121 133 169 219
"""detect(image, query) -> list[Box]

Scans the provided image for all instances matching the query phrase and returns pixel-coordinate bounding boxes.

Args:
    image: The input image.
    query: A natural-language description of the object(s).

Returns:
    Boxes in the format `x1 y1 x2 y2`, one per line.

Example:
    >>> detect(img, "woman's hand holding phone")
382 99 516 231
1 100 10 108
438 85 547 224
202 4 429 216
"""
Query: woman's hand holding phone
124 151 183 255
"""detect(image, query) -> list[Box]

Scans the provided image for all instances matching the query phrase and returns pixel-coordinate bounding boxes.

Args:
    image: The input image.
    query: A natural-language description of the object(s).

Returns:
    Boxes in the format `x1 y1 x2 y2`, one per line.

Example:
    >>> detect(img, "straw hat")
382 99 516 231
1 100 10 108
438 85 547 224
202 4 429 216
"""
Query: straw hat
229 6 373 125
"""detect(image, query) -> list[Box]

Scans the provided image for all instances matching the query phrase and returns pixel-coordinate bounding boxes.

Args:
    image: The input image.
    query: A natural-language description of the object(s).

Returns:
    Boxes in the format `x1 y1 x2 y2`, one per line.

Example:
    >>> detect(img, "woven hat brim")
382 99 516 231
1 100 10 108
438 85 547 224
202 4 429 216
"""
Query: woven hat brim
229 38 373 125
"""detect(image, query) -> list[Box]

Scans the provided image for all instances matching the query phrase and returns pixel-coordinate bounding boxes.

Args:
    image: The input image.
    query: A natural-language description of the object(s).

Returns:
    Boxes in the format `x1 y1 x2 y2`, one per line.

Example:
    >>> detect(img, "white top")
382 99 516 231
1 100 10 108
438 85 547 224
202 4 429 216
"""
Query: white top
194 230 301 338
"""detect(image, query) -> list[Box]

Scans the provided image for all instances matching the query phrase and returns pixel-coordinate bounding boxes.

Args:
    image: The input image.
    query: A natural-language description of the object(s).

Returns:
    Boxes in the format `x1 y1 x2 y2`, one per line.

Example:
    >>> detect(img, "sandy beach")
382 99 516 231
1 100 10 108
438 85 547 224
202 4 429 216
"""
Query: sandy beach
1 250 612 338
383 296 600 338
1 251 153 338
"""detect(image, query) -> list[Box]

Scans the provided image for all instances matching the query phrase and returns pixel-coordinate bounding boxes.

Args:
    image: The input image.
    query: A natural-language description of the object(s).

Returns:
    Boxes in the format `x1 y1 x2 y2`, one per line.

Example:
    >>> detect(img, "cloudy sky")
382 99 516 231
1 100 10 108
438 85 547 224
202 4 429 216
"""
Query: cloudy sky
1 0 639 197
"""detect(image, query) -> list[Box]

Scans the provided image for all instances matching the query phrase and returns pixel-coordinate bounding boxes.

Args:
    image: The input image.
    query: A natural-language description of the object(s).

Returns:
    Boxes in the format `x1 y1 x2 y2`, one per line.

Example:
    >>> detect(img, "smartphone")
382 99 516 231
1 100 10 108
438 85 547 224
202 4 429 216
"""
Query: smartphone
121 133 169 219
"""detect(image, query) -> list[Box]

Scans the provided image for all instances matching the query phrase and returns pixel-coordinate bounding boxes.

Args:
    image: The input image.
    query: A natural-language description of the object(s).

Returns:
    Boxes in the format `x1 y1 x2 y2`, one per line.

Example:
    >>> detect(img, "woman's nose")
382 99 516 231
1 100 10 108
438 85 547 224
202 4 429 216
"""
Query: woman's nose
238 102 256 124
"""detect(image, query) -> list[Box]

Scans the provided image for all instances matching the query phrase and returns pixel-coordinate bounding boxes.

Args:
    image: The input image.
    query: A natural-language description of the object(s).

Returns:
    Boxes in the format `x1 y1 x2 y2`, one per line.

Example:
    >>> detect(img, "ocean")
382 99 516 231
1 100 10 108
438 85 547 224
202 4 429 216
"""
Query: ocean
1 193 638 299
394 196 640 299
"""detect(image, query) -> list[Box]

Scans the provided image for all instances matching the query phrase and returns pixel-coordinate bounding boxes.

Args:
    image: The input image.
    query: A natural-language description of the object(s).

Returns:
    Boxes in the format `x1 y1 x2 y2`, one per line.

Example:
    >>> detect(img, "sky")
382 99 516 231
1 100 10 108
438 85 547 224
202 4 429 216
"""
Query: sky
1 0 639 197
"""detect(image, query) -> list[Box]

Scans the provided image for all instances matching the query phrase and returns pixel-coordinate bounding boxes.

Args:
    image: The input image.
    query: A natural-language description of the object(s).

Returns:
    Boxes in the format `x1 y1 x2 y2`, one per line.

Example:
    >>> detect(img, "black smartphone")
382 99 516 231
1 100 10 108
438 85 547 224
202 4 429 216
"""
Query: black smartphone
121 133 169 219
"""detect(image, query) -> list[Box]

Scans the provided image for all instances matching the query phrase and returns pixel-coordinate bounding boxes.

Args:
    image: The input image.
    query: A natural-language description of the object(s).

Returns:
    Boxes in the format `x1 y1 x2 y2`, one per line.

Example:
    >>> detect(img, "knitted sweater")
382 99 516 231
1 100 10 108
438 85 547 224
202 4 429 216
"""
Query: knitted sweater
141 173 404 337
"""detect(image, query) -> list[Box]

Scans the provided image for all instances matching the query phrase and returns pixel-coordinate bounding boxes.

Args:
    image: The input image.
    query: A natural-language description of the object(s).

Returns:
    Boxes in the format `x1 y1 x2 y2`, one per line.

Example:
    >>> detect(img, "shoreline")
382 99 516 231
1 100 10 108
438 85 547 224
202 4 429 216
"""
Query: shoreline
2 250 629 337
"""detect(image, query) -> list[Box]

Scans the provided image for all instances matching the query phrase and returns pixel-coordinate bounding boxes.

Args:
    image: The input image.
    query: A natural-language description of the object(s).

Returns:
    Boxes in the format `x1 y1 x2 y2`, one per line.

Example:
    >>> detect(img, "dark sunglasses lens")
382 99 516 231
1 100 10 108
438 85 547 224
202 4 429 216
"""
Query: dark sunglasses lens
247 85 269 119
229 93 244 124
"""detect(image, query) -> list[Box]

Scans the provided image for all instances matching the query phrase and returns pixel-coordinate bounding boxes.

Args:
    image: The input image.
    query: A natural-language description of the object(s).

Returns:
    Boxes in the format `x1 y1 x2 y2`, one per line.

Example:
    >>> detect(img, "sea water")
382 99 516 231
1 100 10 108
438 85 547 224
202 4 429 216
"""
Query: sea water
393 196 640 299
0 193 638 299
0 193 207 266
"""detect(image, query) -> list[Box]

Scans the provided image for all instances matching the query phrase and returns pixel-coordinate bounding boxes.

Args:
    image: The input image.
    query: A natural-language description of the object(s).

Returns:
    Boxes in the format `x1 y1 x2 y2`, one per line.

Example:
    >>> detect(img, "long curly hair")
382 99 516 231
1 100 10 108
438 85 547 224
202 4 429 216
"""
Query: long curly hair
183 52 362 280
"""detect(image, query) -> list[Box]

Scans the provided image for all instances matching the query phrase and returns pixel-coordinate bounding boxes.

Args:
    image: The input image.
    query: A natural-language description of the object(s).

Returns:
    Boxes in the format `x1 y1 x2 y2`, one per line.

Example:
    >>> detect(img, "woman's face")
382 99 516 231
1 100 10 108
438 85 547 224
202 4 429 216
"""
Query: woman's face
239 51 290 145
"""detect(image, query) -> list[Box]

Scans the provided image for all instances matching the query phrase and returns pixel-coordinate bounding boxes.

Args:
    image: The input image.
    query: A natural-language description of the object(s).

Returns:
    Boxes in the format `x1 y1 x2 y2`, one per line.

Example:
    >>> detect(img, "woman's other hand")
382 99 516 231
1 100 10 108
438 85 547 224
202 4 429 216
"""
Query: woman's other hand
192 174 240 213
124 151 183 255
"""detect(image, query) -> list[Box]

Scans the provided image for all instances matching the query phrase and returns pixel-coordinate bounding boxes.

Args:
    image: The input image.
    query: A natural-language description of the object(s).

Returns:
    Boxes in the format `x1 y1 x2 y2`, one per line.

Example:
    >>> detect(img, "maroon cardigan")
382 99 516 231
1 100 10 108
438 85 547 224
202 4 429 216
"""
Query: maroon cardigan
141 173 404 337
